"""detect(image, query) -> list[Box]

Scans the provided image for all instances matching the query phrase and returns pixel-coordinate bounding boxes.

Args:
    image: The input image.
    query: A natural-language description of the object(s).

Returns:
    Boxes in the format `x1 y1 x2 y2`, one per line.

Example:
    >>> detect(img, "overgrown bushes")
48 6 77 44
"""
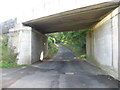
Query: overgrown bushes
47 35 58 58
0 35 17 68
63 43 86 59
47 43 58 58
46 29 87 59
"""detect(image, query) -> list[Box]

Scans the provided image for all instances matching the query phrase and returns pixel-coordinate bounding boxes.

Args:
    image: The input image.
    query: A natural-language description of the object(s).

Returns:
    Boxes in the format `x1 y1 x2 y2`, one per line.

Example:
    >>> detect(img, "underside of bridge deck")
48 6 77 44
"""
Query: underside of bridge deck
23 1 120 34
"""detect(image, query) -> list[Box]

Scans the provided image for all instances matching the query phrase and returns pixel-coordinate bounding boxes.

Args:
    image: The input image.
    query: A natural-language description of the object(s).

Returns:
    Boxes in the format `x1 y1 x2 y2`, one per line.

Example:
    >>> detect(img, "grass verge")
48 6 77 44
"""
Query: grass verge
48 43 58 58
62 43 86 59
0 61 30 68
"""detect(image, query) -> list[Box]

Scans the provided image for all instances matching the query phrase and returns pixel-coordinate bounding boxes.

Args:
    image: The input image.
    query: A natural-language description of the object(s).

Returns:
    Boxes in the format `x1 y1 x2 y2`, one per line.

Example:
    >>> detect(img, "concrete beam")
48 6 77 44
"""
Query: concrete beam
23 1 120 34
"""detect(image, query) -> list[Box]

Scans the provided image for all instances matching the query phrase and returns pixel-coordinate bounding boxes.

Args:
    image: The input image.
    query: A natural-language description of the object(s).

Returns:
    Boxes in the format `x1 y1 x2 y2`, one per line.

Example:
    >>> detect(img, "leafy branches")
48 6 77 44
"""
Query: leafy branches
46 29 87 59
0 35 18 68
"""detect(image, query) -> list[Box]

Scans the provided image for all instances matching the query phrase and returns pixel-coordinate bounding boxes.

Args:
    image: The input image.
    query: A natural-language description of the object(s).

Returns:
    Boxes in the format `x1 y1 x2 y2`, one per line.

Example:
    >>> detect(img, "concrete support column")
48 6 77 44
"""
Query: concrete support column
9 25 48 65
31 29 48 63
9 26 32 65
118 6 120 81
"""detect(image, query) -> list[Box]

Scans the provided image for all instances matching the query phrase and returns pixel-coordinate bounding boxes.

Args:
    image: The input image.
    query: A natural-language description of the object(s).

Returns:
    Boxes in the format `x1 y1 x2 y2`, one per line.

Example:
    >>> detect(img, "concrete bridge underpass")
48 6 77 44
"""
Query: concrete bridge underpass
8 1 120 80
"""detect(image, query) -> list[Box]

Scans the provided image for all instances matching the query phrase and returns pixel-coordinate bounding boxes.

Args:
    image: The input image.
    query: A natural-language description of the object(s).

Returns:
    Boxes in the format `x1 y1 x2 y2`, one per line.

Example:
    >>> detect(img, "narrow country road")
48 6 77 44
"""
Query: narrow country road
1 44 119 88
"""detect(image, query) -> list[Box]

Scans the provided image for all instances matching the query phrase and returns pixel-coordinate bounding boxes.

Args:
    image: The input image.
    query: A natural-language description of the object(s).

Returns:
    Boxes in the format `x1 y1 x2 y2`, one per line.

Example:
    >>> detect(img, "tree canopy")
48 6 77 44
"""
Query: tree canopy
46 29 87 58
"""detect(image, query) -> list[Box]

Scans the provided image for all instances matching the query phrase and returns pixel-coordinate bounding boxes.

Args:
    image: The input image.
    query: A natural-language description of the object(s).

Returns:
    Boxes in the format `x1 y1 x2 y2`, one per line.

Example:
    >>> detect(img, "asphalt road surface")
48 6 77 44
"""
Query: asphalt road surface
1 44 119 88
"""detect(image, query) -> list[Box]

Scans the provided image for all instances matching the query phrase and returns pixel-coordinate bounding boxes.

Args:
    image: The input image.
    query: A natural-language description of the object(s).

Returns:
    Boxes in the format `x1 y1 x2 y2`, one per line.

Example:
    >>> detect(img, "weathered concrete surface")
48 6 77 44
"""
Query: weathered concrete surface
23 1 120 34
86 7 120 80
31 29 48 63
2 45 119 88
118 6 120 81
8 25 48 65
0 68 2 90
9 26 32 64
18 0 119 23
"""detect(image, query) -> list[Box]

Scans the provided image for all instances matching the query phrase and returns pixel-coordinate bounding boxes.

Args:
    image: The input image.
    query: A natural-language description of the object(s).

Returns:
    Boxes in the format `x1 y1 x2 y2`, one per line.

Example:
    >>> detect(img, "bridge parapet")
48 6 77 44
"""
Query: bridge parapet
17 0 118 23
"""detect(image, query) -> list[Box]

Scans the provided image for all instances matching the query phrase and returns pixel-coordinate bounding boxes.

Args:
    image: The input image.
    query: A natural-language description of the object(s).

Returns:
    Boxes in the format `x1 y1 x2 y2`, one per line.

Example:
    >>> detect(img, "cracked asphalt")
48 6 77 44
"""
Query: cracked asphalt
1 44 119 88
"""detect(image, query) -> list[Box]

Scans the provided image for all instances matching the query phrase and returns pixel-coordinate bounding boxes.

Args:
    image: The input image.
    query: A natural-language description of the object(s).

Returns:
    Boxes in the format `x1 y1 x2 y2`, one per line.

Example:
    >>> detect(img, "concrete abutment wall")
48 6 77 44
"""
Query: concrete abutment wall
86 7 120 80
118 6 120 81
9 25 48 65
31 29 48 63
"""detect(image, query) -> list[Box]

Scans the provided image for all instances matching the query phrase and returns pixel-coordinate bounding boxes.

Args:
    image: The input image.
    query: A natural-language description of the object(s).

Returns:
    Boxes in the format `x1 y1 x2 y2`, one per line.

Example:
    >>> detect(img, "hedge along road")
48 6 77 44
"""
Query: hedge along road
2 44 119 88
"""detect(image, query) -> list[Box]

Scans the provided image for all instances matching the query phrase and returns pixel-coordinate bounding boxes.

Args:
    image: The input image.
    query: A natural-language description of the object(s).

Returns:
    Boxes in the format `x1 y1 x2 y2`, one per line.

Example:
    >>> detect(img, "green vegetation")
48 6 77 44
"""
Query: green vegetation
0 62 17 68
47 43 58 58
46 35 58 58
46 29 87 59
63 44 86 59
0 35 18 68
